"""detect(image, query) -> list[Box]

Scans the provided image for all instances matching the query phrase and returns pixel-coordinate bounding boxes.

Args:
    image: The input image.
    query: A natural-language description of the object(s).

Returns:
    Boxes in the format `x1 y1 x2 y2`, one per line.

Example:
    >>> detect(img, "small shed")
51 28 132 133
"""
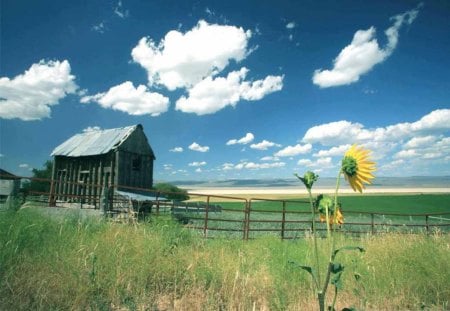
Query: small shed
0 169 21 207
49 124 155 206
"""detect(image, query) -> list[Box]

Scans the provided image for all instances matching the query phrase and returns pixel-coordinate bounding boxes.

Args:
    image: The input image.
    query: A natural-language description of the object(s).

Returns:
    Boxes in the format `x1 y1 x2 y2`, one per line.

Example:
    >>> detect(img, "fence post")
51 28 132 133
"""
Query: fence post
203 196 210 238
371 213 375 235
101 186 109 218
245 200 251 240
281 201 286 240
156 191 160 215
425 215 429 234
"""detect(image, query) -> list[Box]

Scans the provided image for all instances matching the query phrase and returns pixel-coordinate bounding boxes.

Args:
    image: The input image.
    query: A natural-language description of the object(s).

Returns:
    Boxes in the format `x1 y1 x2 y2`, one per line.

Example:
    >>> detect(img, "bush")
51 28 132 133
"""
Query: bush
153 183 189 201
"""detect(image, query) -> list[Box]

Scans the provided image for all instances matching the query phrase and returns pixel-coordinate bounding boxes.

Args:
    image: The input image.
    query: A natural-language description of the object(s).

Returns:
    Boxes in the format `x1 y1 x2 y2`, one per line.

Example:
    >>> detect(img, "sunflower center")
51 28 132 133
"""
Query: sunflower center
342 156 358 177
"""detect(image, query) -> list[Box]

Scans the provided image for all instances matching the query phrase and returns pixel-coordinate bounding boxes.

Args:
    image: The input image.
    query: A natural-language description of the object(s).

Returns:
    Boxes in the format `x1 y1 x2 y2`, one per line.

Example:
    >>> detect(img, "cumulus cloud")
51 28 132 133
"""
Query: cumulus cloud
92 22 107 33
230 161 286 170
19 163 29 168
114 0 129 19
226 132 255 145
175 68 283 115
0 60 78 121
189 142 209 152
403 136 437 149
131 20 252 90
261 156 280 161
300 108 450 175
274 143 312 157
189 161 207 167
302 109 450 147
313 144 351 157
286 22 296 29
83 126 101 133
313 5 421 88
81 81 169 116
169 147 184 152
250 140 281 150
297 157 333 168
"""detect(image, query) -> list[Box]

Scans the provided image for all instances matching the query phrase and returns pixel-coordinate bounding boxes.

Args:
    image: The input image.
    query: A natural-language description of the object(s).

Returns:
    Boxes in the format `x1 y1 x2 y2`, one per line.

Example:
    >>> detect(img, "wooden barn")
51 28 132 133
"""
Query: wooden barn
49 124 155 206
0 169 21 208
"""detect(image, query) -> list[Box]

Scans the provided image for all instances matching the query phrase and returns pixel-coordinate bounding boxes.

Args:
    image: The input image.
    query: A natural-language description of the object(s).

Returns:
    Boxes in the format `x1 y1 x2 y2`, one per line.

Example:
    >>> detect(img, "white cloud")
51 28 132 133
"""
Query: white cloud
19 163 29 168
313 6 420 88
225 161 286 170
131 20 252 90
0 60 78 121
404 136 437 149
297 157 333 168
250 140 281 150
175 68 283 115
169 147 184 152
114 0 129 19
0 153 4 158
274 143 312 157
303 109 450 147
195 168 202 173
189 161 207 167
313 144 351 157
221 163 235 171
286 22 296 29
394 149 418 159
83 126 101 133
303 121 363 146
163 164 173 171
261 156 280 161
92 21 107 33
81 81 169 117
226 132 254 145
189 142 209 152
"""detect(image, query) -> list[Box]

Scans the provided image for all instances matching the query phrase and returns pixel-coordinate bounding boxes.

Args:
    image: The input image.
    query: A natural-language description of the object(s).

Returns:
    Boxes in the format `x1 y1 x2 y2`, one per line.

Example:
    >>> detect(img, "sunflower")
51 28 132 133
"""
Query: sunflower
341 144 376 193
316 195 344 227
319 208 344 227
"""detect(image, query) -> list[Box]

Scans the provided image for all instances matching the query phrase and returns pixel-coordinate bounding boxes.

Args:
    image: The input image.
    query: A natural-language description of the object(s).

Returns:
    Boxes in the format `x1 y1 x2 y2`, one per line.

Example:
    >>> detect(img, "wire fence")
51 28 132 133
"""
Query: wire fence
1 174 449 239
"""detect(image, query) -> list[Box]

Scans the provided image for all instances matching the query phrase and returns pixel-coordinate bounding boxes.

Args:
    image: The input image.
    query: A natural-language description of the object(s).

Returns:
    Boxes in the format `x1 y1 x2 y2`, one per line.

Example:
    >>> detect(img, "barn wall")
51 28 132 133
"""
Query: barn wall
117 151 153 191
51 153 115 203
50 125 155 202
116 125 154 191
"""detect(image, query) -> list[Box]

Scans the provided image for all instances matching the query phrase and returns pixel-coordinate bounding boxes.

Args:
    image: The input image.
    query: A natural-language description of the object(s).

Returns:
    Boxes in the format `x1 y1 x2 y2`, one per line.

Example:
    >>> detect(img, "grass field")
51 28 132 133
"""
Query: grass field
210 194 450 214
179 194 450 238
1 207 449 310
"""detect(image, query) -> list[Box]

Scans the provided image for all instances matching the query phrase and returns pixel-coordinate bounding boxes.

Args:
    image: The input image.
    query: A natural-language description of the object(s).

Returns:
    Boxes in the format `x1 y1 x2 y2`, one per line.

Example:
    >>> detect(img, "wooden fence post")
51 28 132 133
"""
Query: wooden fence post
281 201 286 240
371 213 375 235
203 196 210 238
425 215 429 234
243 200 251 240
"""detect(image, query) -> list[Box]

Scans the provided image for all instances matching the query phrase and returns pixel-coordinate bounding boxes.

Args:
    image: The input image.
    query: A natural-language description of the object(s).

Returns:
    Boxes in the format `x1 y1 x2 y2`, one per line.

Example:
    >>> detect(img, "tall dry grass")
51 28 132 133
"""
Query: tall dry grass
0 208 448 310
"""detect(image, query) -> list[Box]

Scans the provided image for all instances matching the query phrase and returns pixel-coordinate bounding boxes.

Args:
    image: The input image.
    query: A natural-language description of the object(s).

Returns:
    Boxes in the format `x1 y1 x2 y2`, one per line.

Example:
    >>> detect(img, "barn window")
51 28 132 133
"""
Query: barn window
132 156 142 171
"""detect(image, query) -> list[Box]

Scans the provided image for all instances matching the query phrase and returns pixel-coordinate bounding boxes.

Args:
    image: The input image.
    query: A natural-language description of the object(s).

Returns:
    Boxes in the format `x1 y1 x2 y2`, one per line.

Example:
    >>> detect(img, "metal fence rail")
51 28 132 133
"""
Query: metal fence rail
2 174 450 239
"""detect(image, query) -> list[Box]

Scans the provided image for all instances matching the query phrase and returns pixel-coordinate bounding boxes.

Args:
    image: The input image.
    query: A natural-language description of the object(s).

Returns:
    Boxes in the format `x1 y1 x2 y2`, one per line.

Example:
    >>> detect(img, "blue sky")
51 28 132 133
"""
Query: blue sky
1 0 449 181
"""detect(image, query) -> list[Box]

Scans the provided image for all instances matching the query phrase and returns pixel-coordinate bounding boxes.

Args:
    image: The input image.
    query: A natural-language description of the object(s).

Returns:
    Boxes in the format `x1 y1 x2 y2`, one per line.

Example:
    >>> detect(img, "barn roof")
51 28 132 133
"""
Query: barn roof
51 125 141 157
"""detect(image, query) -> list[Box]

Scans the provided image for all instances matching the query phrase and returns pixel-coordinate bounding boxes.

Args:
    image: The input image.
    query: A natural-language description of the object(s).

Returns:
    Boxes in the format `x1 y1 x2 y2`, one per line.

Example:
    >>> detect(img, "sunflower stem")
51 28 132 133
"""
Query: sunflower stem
307 188 321 288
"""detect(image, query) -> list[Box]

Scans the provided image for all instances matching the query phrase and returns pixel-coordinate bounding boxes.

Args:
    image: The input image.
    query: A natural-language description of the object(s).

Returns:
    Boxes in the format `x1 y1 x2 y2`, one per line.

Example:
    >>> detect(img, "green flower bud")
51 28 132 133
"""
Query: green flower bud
295 171 319 190
342 156 358 177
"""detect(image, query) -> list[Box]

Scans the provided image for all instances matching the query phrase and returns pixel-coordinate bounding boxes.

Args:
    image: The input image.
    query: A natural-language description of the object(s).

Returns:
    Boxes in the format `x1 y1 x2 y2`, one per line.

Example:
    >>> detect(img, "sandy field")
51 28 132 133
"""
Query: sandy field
185 187 450 199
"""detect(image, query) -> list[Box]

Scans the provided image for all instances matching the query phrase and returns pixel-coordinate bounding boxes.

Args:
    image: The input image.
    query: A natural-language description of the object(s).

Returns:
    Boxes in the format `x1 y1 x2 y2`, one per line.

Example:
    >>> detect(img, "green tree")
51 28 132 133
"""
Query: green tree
22 160 53 194
153 183 189 201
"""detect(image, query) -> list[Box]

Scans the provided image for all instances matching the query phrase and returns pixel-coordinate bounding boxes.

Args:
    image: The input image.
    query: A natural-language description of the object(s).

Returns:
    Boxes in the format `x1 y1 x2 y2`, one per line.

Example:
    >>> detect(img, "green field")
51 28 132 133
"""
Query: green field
172 194 450 239
216 194 450 213
0 208 449 310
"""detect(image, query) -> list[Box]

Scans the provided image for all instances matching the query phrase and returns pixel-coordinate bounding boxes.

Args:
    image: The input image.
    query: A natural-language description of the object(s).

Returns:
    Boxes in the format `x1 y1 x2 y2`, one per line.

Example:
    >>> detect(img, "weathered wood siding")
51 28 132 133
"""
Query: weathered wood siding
117 125 154 190
51 124 155 203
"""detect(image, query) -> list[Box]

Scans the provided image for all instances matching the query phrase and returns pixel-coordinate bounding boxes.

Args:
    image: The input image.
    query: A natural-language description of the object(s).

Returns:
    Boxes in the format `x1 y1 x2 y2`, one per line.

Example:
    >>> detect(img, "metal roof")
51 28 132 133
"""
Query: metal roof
116 190 165 202
51 125 138 157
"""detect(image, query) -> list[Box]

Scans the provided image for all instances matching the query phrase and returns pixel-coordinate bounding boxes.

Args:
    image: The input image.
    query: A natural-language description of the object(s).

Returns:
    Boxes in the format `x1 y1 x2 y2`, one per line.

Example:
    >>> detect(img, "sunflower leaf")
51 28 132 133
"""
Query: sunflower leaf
332 246 365 260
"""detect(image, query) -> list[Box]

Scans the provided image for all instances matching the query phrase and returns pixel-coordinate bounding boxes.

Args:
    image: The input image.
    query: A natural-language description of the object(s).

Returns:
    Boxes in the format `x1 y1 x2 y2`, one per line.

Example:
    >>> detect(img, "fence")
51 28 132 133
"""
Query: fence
2 174 450 239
